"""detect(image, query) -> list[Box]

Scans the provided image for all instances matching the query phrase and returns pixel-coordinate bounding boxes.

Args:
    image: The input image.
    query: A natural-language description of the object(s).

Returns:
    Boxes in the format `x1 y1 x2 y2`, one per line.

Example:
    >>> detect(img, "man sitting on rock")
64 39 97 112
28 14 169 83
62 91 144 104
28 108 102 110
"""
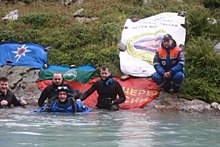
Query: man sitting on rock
151 34 185 93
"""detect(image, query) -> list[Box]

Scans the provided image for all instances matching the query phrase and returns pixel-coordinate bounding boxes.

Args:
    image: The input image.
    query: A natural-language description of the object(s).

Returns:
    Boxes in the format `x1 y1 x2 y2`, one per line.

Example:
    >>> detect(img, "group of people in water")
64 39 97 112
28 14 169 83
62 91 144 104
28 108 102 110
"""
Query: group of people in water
0 34 185 112
0 65 126 112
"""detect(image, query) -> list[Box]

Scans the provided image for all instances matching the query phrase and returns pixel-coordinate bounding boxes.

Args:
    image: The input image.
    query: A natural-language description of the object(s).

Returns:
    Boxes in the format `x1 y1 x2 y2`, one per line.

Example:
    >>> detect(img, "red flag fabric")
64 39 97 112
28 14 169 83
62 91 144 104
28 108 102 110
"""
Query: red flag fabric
37 77 160 109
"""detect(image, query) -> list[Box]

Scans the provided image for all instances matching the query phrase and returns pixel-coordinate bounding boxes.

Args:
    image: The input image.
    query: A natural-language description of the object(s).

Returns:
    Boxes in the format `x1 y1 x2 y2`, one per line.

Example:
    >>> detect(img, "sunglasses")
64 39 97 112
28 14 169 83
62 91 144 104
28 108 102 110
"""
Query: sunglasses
57 86 69 90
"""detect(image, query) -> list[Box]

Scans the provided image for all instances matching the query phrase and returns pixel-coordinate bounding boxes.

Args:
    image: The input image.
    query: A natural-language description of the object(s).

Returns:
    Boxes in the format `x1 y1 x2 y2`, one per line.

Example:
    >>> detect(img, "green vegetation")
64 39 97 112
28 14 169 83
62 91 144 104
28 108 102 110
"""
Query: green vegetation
0 0 219 103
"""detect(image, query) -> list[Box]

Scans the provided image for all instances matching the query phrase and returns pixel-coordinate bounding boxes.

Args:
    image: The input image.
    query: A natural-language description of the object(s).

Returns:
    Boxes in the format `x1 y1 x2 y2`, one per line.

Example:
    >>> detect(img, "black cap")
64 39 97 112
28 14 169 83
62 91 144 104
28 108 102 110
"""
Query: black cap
163 34 173 40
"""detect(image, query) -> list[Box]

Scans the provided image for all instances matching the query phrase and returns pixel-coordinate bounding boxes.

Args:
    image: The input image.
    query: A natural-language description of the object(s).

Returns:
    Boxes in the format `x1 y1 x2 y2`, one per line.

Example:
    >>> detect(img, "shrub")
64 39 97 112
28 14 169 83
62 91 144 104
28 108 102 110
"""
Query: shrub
201 0 220 9
21 13 69 29
183 37 220 102
99 23 121 44
0 29 18 41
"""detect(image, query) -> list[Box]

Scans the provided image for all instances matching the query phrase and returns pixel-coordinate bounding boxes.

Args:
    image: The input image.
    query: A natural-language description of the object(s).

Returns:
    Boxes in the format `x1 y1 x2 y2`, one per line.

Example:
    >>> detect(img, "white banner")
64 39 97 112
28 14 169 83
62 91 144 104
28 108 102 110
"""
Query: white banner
119 12 186 77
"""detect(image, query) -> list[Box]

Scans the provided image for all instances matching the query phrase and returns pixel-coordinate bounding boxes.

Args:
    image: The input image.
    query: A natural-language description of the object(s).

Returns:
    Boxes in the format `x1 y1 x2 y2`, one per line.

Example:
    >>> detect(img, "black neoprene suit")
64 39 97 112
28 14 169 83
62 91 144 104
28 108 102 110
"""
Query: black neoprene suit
0 90 22 107
80 79 126 110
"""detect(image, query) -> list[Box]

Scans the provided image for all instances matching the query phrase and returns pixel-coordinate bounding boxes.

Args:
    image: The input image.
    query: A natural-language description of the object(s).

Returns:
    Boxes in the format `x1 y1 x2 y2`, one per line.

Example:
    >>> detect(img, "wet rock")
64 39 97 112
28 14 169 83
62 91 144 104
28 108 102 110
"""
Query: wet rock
211 102 220 110
146 91 216 112
187 99 211 112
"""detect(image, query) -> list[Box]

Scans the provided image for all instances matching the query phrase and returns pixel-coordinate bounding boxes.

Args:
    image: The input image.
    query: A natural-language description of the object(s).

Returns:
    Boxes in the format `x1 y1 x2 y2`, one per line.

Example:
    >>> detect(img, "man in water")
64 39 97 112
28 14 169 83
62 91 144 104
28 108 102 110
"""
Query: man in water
79 65 126 111
0 77 27 107
151 34 185 93
38 86 90 113
38 72 79 107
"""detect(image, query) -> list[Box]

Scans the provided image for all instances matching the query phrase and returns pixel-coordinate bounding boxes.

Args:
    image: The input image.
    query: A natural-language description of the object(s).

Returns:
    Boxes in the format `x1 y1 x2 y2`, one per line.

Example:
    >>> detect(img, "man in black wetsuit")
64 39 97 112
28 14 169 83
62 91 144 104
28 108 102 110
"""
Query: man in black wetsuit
38 72 79 107
79 65 126 111
0 77 27 107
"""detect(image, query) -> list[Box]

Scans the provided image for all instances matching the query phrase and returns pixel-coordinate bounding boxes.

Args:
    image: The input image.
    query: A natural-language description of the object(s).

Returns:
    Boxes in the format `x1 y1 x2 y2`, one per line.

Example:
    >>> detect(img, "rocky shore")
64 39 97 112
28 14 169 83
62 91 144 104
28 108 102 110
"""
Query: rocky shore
1 65 220 112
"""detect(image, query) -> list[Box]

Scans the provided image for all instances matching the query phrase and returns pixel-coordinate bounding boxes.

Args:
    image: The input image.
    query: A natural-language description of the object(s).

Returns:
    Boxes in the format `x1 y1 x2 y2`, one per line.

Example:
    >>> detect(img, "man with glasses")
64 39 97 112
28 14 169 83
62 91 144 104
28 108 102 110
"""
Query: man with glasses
151 34 185 93
38 72 79 107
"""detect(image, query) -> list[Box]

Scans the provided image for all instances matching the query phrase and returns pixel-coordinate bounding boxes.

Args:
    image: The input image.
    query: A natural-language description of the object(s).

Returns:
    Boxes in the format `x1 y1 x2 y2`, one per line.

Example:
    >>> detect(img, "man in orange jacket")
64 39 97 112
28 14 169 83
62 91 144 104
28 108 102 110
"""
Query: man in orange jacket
151 34 185 93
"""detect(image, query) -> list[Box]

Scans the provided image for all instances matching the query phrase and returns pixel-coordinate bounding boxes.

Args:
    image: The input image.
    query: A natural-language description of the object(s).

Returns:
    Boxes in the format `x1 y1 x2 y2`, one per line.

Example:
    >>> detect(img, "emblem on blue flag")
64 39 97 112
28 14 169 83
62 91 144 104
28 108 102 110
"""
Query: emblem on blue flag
12 44 32 62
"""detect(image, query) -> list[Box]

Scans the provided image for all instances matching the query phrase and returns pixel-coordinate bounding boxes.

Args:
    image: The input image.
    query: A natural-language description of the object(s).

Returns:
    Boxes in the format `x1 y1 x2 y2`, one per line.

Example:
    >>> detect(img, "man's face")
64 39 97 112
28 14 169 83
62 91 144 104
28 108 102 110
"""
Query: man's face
0 81 9 94
100 69 111 80
58 91 67 102
52 73 63 85
163 39 173 49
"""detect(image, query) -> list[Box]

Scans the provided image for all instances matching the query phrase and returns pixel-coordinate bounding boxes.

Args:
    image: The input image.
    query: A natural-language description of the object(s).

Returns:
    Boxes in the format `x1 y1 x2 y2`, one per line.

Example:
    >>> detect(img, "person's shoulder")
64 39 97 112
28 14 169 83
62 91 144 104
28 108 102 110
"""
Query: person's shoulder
157 46 164 52
95 79 102 84
173 46 182 53
63 83 72 87
112 78 121 84
176 46 182 51
92 79 102 87
7 89 14 94
6 90 16 96
44 85 54 90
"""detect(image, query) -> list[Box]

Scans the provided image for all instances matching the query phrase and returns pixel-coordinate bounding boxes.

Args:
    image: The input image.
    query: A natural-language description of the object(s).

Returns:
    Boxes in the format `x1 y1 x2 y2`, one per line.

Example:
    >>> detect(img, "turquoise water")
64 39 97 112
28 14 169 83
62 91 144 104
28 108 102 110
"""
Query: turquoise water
0 107 219 147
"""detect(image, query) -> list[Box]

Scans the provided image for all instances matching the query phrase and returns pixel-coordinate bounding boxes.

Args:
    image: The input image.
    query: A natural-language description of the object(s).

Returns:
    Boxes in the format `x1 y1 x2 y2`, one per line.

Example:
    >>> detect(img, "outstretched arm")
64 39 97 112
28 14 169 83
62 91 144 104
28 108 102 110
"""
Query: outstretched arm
79 84 96 101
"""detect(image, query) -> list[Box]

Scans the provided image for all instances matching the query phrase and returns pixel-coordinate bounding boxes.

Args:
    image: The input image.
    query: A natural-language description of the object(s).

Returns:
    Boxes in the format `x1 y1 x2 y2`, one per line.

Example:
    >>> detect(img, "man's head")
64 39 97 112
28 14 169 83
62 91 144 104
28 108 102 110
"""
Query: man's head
100 65 111 81
0 77 9 94
52 72 63 85
162 34 174 49
57 86 69 102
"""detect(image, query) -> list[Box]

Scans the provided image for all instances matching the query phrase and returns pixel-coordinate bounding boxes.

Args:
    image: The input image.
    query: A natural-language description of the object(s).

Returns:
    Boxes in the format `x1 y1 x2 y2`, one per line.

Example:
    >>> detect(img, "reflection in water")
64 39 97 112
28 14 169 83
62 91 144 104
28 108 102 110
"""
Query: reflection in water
0 107 220 147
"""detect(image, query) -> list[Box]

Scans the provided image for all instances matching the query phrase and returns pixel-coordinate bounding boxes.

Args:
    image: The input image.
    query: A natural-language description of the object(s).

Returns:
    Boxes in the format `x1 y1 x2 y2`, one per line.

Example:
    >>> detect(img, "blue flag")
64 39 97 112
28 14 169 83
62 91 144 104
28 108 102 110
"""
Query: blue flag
0 42 47 69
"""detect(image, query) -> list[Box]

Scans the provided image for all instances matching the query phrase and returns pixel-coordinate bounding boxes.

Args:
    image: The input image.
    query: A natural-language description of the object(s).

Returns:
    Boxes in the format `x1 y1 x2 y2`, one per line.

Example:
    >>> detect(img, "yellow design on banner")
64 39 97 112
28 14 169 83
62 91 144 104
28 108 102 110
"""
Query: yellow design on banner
126 30 166 64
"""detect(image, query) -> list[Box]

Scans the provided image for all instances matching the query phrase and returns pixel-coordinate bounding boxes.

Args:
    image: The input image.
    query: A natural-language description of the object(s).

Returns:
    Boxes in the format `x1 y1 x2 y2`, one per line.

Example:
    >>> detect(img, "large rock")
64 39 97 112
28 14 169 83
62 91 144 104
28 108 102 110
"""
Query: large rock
145 91 217 112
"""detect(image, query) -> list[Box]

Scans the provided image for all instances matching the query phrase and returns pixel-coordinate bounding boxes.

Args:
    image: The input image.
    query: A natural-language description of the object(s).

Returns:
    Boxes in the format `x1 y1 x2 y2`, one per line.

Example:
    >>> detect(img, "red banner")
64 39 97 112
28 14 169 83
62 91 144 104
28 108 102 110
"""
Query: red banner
37 77 160 109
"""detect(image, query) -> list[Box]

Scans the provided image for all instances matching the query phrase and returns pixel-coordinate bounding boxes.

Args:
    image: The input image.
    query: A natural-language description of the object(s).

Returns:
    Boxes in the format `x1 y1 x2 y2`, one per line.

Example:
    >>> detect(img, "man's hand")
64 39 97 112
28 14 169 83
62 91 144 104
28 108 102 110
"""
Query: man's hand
1 100 8 106
163 71 171 79
20 100 27 106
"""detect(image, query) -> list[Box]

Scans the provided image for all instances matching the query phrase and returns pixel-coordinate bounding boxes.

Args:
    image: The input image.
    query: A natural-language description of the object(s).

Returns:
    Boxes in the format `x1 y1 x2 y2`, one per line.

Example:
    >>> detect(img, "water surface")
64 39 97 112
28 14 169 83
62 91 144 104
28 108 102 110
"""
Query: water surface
0 107 219 147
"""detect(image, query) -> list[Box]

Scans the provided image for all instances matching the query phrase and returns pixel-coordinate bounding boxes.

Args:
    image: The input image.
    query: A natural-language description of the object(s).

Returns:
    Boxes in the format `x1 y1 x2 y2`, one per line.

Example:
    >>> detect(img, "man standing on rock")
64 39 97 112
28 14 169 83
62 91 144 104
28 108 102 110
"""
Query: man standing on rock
38 72 79 107
151 34 185 93
0 77 27 107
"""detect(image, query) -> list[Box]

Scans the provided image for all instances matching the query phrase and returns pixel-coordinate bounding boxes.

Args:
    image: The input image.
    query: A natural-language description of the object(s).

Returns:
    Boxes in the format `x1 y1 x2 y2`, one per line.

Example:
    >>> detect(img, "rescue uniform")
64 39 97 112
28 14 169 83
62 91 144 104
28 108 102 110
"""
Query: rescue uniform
151 39 185 92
